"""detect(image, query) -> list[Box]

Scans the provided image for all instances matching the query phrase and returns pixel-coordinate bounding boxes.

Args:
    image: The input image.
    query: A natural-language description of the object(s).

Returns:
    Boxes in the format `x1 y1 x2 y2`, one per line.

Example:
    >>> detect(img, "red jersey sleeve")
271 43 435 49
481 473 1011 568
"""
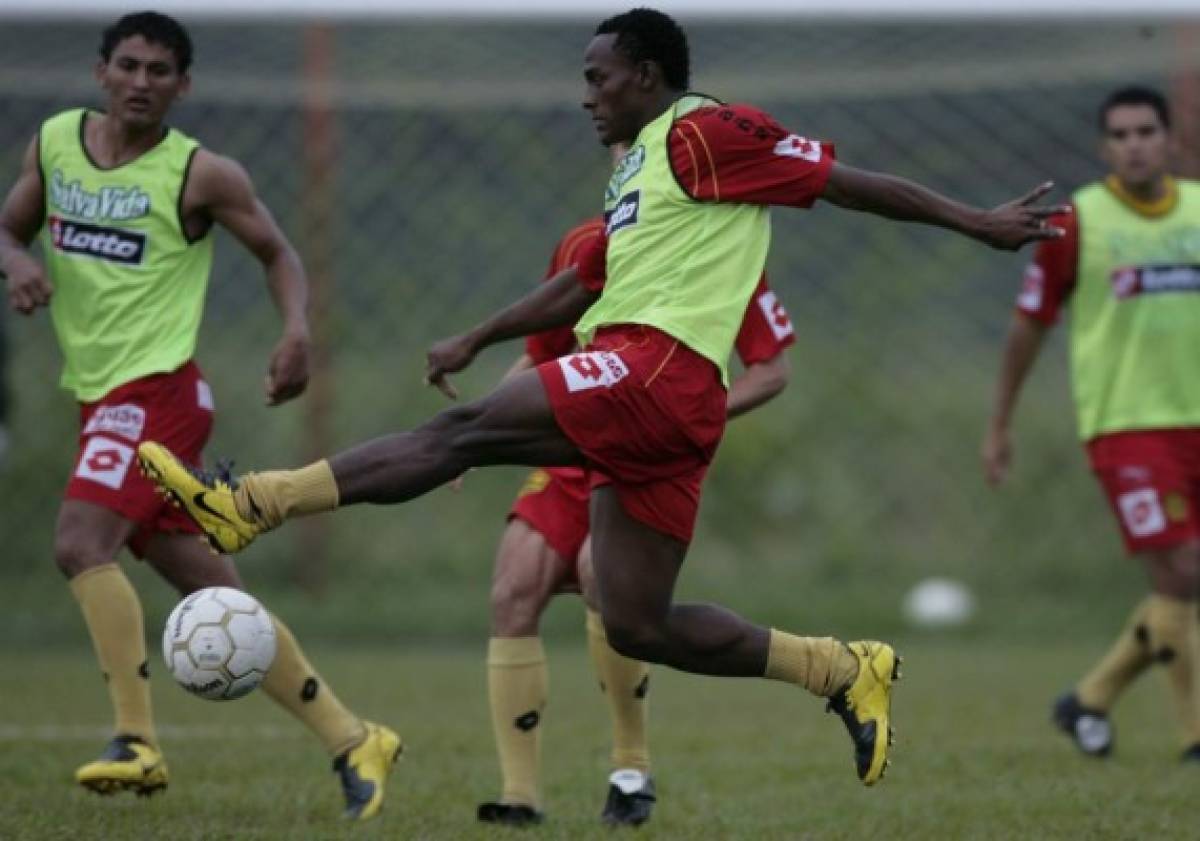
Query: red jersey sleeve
575 227 609 293
734 274 796 366
525 218 604 364
1015 207 1077 326
669 104 835 208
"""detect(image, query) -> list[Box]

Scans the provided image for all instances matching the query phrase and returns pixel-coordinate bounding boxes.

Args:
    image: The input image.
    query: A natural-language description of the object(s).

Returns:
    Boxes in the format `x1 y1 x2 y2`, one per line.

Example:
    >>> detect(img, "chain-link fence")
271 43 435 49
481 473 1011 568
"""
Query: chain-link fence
1 16 1197 644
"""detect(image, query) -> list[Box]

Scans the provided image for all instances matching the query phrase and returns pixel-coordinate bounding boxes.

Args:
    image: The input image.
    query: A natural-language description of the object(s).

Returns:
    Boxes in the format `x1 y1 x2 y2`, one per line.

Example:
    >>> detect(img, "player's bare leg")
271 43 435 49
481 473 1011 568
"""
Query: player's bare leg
56 500 165 795
588 486 898 784
138 368 898 782
578 537 656 825
477 519 567 826
143 533 401 820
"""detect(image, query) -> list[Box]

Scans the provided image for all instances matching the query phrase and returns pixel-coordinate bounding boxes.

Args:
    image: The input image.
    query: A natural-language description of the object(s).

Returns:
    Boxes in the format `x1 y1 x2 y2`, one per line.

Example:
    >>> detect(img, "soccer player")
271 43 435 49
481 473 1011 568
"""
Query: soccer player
983 86 1200 761
140 7 1062 790
479 181 794 826
0 12 399 818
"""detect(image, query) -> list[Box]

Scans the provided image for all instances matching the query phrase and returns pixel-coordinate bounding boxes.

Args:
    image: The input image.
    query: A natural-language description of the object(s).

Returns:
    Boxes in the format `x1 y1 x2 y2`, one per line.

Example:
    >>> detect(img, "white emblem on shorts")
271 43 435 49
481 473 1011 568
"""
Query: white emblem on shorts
76 436 134 490
1118 488 1166 537
197 380 214 411
559 351 630 393
82 403 146 442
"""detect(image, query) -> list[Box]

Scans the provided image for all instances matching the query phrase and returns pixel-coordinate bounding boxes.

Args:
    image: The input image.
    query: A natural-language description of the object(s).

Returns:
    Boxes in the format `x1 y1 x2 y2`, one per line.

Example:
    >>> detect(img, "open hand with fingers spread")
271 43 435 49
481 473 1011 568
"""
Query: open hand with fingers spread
425 332 481 400
971 182 1071 251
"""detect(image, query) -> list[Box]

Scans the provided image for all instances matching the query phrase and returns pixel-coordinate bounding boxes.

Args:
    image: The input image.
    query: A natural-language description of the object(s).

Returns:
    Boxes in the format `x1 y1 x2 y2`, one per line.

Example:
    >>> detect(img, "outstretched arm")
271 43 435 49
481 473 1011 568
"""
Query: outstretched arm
425 267 598 398
982 312 1049 486
0 135 52 315
186 150 311 405
821 165 1067 252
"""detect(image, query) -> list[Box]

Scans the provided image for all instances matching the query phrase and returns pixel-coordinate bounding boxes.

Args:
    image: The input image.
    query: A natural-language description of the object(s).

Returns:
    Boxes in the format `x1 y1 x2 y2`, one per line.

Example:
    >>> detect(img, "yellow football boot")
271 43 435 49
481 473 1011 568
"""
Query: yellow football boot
826 641 901 786
136 441 263 554
75 735 168 797
334 722 403 821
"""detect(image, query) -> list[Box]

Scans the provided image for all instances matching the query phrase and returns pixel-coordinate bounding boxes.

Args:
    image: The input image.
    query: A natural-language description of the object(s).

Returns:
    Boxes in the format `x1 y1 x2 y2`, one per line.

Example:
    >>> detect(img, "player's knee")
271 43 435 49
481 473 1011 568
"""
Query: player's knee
603 616 665 662
53 533 112 578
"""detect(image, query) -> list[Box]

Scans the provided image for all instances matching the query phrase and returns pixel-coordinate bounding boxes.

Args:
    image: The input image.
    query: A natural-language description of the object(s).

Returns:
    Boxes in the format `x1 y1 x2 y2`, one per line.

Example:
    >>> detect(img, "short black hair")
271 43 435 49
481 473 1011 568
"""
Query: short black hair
100 11 193 74
1099 86 1171 132
595 8 690 91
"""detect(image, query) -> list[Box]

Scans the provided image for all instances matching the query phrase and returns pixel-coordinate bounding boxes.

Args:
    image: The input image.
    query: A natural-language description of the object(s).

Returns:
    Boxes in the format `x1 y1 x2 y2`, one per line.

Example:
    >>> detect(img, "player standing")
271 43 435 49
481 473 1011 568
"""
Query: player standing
141 7 1062 789
983 86 1200 761
479 175 794 825
0 12 399 818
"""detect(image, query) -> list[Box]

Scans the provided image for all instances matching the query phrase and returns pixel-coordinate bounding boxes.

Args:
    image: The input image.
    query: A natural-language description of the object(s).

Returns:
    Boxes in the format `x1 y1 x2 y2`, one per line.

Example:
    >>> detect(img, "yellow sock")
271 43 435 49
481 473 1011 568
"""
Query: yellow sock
1145 594 1200 746
235 461 339 528
586 609 650 773
487 637 547 808
68 564 156 746
764 629 858 698
260 616 366 756
1077 597 1153 710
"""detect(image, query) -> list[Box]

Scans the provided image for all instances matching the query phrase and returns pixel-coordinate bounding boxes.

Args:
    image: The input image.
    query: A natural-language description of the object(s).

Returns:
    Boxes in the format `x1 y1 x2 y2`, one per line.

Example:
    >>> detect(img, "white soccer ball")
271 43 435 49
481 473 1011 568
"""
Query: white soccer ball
903 577 976 628
162 587 276 701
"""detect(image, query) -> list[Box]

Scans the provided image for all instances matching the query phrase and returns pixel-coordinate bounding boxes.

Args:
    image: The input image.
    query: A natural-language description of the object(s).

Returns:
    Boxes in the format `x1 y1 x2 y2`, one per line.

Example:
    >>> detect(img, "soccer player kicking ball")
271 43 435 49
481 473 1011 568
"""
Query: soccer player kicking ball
0 12 399 818
478 158 795 825
983 86 1200 762
140 7 1062 794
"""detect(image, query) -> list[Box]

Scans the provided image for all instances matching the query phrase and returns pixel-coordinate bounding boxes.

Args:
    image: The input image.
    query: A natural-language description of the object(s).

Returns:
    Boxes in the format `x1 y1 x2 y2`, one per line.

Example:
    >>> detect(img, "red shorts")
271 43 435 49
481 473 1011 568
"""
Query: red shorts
66 361 214 557
1086 428 1200 554
536 325 727 544
509 466 591 564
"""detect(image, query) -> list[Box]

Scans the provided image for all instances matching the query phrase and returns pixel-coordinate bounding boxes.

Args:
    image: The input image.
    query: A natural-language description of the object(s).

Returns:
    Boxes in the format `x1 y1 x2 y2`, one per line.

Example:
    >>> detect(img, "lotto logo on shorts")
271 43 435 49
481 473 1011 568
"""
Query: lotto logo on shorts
83 403 146 442
75 436 134 490
49 215 146 265
1118 488 1167 537
559 351 630 393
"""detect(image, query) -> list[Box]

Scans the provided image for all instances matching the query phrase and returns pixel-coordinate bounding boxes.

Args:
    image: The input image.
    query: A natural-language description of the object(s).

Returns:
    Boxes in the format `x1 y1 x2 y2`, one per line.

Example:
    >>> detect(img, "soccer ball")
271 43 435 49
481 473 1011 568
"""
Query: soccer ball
903 577 976 628
162 587 276 700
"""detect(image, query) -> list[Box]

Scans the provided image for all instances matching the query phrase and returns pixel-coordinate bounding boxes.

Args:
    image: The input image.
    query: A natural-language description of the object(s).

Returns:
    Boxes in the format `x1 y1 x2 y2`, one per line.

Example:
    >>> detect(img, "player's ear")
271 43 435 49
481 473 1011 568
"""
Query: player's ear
177 72 192 99
94 59 107 86
635 59 660 91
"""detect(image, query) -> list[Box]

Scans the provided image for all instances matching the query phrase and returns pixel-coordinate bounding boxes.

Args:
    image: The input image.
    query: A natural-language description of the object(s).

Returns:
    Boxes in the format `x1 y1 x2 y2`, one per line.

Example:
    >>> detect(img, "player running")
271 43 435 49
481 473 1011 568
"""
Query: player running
983 86 1200 762
479 185 794 825
0 12 399 818
140 7 1063 790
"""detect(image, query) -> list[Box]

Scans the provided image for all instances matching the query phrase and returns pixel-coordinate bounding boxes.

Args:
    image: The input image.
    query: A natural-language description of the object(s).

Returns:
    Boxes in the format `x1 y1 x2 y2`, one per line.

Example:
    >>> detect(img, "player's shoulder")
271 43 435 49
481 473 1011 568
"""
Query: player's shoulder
38 108 87 145
674 101 786 138
561 215 605 242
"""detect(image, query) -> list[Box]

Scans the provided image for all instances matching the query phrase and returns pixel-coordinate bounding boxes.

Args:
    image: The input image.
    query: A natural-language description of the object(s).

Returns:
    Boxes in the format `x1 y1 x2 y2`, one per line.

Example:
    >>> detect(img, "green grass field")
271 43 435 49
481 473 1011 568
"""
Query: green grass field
0 640 1194 840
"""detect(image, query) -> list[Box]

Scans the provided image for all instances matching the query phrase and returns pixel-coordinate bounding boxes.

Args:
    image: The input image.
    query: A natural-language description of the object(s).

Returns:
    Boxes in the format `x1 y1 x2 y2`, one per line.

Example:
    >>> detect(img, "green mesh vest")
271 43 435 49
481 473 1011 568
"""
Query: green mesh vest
40 108 213 401
1069 179 1200 439
574 97 772 385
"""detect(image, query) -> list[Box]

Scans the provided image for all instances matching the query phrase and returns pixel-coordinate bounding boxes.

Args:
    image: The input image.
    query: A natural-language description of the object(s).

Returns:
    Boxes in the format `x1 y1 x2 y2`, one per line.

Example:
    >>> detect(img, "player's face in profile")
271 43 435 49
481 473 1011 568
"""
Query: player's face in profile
582 34 645 146
95 36 190 129
1101 104 1170 190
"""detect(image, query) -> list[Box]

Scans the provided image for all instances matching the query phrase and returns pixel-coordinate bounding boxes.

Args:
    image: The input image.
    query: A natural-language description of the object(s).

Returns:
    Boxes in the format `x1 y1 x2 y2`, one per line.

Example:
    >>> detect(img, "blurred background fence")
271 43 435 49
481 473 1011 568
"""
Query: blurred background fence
1 13 1198 645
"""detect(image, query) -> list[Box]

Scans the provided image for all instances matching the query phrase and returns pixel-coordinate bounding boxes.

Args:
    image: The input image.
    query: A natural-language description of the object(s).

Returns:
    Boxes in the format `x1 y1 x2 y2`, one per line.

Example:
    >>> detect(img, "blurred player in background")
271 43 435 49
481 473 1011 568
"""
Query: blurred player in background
141 7 1062 791
0 12 398 818
478 145 794 826
983 86 1200 762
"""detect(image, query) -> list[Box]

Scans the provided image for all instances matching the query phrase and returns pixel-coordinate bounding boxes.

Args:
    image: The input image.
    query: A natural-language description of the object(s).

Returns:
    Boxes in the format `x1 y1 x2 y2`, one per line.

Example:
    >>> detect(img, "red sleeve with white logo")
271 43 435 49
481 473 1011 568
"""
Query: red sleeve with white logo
1015 207 1078 326
669 104 835 207
525 217 605 364
734 273 796 365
